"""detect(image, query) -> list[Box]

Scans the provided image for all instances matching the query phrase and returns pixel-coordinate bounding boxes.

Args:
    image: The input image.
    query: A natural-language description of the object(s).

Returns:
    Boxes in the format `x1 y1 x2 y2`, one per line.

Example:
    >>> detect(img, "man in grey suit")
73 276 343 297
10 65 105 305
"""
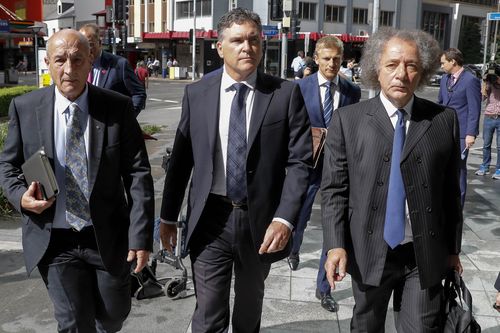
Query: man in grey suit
0 29 154 332
321 28 463 332
160 8 311 333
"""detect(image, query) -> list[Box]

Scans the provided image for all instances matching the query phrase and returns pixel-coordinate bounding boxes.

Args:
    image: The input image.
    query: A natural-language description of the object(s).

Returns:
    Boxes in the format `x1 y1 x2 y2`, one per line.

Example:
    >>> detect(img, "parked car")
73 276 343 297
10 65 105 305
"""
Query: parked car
430 69 445 85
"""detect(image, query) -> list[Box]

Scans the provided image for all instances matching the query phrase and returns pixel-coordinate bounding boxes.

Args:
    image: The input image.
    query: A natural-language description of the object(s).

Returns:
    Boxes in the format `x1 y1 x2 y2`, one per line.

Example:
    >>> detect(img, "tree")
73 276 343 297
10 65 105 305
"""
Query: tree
458 21 483 64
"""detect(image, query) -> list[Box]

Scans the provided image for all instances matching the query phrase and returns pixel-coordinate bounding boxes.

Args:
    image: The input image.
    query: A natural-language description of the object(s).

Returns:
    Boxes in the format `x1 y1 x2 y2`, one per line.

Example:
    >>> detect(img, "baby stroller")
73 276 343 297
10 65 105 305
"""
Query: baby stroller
150 147 193 299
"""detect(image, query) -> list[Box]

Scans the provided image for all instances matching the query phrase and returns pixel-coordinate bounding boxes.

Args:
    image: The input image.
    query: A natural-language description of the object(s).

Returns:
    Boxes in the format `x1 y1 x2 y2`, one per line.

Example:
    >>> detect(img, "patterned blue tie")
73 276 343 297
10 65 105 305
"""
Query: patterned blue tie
323 82 333 126
226 83 248 203
384 109 407 249
65 103 90 231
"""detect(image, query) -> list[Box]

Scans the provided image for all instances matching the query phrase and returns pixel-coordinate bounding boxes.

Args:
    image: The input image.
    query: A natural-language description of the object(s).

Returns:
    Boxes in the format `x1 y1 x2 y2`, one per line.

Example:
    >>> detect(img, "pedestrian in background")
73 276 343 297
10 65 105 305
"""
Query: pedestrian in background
291 35 361 313
322 28 463 332
79 23 147 117
438 48 481 206
475 67 500 179
291 50 305 79
0 29 154 333
160 7 311 332
135 60 149 89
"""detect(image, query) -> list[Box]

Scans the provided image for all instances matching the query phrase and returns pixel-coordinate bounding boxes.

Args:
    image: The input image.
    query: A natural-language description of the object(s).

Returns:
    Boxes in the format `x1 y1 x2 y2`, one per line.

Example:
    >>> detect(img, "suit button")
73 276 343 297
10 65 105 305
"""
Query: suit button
372 206 378 211
248 170 254 174
367 229 373 235
426 206 432 213
377 180 384 186
384 155 390 162
411 210 419 215
416 157 422 164
422 182 428 188
429 230 435 237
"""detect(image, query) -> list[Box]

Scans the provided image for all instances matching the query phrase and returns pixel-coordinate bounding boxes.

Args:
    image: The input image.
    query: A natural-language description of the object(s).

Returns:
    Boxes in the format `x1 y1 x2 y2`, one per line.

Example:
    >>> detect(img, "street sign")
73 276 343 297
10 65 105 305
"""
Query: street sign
262 25 279 36
488 12 500 20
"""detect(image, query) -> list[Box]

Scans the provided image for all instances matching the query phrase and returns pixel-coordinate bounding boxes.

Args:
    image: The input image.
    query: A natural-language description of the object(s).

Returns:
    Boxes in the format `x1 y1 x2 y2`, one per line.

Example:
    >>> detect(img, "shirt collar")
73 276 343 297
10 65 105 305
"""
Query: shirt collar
379 91 413 118
92 50 103 67
317 71 339 87
221 67 257 92
452 67 464 80
54 84 89 115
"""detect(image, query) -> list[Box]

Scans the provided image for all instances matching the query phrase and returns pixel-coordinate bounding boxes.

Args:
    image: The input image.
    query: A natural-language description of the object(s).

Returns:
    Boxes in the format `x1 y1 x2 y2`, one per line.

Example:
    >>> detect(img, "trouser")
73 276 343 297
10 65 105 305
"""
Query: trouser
350 243 443 333
38 227 131 333
480 115 500 170
189 194 271 333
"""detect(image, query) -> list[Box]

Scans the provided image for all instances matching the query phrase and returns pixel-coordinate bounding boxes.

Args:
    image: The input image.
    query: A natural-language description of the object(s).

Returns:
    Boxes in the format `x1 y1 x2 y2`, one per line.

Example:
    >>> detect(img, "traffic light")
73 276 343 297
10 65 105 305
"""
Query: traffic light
115 0 124 22
121 25 127 48
270 0 283 21
189 28 194 43
290 13 301 40
124 0 129 21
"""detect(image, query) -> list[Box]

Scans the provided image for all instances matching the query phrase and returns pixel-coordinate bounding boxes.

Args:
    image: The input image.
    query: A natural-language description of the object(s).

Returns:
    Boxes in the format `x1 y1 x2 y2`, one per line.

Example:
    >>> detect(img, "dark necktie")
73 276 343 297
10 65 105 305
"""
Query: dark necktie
447 74 455 90
323 82 333 126
65 103 90 231
226 83 249 203
384 109 407 249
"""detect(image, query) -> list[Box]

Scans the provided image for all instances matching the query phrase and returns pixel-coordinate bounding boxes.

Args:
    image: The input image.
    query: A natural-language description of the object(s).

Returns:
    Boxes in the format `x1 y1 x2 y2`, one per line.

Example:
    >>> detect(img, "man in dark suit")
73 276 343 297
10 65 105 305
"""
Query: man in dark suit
159 8 311 333
495 273 500 312
79 24 147 117
0 29 154 332
438 48 481 207
322 28 463 332
290 35 361 313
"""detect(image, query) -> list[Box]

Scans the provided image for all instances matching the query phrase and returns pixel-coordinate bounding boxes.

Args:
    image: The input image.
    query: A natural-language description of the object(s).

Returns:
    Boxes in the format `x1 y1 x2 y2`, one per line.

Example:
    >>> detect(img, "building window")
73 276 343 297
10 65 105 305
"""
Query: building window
422 11 447 48
130 0 134 4
380 11 393 26
324 5 344 23
176 0 212 19
353 8 368 25
229 0 237 10
129 23 134 36
148 0 154 3
149 22 154 31
298 2 316 21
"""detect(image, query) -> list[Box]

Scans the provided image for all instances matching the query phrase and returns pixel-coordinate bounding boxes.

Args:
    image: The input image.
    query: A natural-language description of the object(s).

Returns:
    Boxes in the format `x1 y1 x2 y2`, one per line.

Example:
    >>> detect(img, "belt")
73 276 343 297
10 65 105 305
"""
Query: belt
209 194 248 210
484 114 499 119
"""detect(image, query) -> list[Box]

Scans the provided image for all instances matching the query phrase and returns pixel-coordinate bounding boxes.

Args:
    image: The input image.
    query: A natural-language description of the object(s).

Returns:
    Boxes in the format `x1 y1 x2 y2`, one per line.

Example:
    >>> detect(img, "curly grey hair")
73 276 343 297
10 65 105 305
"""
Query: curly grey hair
360 28 441 89
217 8 262 41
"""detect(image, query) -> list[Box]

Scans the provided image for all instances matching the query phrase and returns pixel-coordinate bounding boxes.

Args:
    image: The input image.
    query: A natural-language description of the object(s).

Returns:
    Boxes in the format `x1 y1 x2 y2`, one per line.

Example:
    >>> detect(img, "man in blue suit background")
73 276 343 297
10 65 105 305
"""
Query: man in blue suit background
80 24 147 117
290 35 361 312
438 48 481 207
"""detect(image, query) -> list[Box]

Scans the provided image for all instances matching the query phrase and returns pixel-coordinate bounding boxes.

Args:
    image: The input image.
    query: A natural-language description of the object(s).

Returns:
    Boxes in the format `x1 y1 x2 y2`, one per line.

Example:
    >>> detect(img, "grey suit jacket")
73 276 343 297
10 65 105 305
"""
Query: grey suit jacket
160 70 312 263
0 84 154 276
321 95 463 289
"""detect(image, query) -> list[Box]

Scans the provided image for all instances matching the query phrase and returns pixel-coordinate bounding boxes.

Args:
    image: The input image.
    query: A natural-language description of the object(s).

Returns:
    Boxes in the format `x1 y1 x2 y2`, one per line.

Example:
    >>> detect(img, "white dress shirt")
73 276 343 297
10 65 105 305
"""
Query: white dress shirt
317 71 340 112
379 91 414 244
52 85 92 229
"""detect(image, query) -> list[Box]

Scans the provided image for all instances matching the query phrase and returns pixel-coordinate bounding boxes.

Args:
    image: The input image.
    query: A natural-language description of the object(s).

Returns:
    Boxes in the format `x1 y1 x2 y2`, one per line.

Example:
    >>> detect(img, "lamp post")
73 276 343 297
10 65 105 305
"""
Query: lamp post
29 25 42 87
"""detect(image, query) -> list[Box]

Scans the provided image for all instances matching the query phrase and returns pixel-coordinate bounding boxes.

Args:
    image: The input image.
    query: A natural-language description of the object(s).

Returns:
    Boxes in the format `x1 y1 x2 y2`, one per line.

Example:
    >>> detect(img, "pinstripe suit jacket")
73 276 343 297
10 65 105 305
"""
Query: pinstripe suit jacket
321 95 463 289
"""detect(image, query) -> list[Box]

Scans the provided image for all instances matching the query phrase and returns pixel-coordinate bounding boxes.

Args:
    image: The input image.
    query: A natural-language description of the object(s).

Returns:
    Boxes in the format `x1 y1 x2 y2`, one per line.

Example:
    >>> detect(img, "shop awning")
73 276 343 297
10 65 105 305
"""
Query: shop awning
142 30 367 43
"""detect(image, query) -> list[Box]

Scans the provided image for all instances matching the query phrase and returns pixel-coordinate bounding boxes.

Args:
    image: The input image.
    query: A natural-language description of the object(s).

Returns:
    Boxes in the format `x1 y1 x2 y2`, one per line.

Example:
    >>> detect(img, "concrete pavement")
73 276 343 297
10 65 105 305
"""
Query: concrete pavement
0 79 499 332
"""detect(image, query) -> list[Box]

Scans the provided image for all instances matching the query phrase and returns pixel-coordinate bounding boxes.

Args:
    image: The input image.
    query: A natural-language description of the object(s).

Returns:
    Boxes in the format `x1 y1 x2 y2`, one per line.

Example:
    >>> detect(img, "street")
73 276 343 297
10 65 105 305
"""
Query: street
1 78 499 332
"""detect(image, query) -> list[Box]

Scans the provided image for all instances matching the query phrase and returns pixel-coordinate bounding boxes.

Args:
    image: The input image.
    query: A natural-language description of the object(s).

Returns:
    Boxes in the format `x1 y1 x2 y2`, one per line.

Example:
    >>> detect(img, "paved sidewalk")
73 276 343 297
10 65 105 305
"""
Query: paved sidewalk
0 94 499 332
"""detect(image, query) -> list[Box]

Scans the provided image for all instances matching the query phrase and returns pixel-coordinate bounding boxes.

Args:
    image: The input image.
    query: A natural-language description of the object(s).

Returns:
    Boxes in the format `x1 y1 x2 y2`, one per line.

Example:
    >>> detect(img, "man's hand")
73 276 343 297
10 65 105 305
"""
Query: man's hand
258 220 291 254
495 292 500 312
159 221 177 253
127 249 150 273
465 135 476 149
325 248 348 290
21 182 55 214
448 254 463 275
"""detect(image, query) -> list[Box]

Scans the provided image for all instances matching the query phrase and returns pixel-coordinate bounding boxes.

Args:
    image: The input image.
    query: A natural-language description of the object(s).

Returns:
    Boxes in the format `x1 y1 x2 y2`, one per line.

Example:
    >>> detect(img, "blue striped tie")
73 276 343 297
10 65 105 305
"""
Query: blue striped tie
65 103 90 231
323 82 333 126
226 83 248 203
384 109 407 249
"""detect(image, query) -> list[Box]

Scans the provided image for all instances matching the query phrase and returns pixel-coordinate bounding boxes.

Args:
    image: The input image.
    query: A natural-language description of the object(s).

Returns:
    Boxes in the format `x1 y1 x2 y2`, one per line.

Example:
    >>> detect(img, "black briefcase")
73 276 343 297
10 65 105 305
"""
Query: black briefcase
443 270 481 333
130 264 165 300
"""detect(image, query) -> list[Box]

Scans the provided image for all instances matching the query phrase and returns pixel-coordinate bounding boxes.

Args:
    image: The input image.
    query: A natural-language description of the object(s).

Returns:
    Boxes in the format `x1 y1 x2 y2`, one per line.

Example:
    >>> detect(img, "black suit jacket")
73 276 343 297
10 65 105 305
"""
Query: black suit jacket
160 71 312 262
95 51 147 116
321 96 463 289
0 84 154 276
496 273 500 291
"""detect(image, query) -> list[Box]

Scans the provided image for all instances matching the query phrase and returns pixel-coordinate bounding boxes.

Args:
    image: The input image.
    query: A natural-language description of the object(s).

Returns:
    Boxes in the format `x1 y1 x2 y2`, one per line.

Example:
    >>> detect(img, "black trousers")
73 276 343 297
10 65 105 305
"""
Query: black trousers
38 227 131 333
350 243 443 333
189 195 271 333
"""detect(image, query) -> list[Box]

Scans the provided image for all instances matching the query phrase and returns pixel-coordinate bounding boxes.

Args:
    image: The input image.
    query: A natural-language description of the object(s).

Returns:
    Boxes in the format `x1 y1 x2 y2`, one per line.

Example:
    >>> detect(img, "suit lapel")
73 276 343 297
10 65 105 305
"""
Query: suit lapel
337 76 347 108
87 85 105 193
202 73 221 161
248 72 273 150
35 86 55 159
367 96 394 145
401 97 431 162
97 52 111 87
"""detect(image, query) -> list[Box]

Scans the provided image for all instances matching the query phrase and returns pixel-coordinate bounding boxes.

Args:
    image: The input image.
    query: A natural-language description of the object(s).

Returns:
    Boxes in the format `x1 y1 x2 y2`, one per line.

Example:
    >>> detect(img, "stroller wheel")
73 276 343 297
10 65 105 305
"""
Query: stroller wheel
166 279 181 298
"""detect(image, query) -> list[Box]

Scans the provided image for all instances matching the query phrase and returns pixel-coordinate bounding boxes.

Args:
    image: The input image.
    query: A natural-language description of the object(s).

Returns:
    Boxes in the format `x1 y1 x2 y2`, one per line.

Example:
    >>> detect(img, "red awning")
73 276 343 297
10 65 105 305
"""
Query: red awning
142 30 367 43
92 10 107 16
